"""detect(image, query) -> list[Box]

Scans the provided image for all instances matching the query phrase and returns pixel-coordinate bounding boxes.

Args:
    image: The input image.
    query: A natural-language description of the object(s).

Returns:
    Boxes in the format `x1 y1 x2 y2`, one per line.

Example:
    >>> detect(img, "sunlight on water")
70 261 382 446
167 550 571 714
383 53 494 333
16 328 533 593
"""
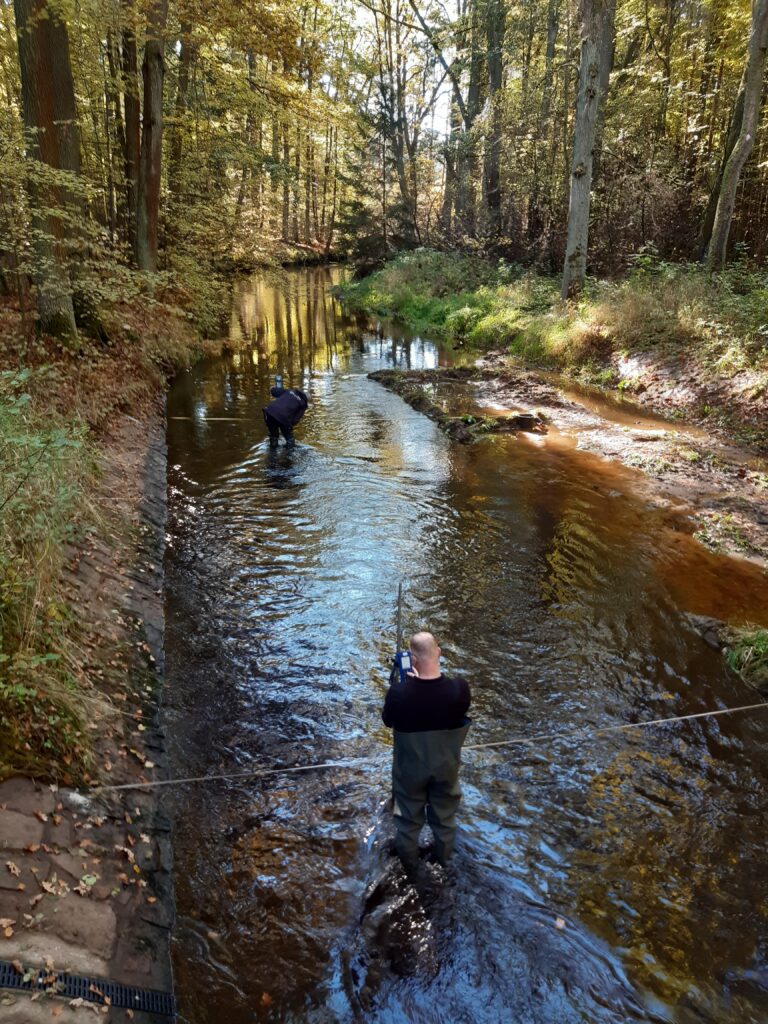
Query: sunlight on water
166 266 768 1024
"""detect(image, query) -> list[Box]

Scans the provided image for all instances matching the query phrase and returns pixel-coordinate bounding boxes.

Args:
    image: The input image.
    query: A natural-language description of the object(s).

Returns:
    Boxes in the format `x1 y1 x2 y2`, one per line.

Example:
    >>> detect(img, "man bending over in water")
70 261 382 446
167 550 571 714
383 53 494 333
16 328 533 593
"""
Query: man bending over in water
382 631 471 872
263 383 309 449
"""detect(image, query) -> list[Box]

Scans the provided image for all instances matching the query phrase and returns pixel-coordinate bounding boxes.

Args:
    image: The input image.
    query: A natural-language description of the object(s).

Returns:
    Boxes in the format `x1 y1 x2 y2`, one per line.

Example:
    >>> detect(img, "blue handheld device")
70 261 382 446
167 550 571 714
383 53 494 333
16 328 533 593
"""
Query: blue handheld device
395 649 412 683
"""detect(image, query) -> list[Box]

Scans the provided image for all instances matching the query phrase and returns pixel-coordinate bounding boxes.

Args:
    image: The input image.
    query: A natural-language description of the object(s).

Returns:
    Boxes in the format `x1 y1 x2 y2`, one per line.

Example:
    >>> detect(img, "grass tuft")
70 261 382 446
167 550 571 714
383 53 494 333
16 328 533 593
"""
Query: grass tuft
725 626 768 689
0 369 99 781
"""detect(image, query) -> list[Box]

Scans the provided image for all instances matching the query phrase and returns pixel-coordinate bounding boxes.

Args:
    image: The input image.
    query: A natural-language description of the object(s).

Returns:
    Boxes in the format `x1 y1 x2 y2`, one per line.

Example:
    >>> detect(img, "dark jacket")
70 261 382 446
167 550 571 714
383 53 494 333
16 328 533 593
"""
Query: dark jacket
383 674 471 799
382 674 470 733
264 387 308 428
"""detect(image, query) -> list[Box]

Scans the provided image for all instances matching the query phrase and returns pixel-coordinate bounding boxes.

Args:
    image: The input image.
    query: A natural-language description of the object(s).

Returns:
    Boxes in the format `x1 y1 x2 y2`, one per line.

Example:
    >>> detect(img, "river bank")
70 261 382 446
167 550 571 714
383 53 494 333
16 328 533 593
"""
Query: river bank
339 250 768 453
0 408 175 1021
369 365 768 566
0 291 197 1017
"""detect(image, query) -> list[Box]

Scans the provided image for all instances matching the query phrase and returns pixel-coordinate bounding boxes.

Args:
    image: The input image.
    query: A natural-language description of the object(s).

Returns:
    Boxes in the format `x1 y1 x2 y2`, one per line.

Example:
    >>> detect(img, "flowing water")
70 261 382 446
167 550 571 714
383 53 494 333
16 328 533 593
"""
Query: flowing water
165 266 768 1024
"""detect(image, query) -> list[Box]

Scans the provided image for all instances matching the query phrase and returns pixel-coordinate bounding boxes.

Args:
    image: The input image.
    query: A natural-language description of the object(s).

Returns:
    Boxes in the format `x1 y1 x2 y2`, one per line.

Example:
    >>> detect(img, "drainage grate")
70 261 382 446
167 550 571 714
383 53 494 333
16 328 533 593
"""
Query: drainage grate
0 959 175 1016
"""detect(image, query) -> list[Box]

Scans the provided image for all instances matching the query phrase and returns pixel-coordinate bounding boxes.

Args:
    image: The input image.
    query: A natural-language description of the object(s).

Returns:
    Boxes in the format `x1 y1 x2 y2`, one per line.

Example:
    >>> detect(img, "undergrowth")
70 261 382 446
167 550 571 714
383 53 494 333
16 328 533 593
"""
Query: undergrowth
339 249 768 388
725 626 768 689
0 270 204 781
0 369 98 781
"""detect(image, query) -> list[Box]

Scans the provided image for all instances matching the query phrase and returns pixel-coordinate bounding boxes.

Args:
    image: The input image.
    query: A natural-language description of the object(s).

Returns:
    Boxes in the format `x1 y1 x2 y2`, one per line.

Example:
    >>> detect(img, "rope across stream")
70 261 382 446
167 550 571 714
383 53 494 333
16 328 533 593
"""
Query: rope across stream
94 698 768 793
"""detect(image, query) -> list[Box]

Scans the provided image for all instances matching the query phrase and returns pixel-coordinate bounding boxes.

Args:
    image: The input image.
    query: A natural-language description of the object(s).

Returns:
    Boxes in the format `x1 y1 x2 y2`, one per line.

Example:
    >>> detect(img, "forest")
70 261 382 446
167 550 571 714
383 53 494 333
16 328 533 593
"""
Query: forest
2 0 768 780
1 0 767 338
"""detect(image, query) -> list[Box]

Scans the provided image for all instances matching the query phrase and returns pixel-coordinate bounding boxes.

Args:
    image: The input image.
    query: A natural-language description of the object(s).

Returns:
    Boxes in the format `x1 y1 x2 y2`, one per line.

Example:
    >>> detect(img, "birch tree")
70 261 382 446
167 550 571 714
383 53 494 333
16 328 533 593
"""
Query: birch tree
707 0 768 269
560 0 615 298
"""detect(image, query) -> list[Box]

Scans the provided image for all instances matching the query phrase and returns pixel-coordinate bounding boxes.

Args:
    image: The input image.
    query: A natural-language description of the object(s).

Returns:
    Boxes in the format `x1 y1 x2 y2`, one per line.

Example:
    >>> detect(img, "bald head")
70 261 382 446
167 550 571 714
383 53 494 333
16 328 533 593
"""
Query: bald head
409 631 442 677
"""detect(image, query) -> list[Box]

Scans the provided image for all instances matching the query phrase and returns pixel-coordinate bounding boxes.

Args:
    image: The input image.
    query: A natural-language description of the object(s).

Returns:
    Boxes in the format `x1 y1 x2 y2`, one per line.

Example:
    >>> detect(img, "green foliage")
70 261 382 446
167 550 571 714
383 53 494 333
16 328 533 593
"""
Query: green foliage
342 252 768 392
725 626 768 689
0 369 95 780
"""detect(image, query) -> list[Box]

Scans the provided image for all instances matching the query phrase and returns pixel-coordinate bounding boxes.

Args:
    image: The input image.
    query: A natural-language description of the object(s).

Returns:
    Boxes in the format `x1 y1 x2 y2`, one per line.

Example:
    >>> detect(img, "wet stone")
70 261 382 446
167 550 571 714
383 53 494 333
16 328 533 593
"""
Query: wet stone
0 778 56 816
44 817 75 849
0 811 44 850
52 895 117 958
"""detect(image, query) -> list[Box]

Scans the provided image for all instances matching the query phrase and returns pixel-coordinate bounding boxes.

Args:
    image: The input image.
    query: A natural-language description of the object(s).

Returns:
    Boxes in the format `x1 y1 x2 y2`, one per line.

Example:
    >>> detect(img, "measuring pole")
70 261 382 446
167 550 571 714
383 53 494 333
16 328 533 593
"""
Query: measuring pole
396 579 404 654
394 581 412 682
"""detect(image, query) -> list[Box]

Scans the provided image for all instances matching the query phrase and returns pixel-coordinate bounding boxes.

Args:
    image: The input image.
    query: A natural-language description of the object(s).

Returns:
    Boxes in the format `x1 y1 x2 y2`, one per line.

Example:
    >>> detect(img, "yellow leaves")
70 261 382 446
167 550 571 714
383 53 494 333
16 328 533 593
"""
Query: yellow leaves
0 917 15 938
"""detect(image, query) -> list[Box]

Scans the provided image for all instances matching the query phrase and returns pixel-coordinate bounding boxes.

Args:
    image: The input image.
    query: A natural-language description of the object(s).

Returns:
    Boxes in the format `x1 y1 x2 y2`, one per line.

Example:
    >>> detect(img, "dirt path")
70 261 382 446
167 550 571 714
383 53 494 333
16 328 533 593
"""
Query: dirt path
0 413 174 1023
369 366 768 568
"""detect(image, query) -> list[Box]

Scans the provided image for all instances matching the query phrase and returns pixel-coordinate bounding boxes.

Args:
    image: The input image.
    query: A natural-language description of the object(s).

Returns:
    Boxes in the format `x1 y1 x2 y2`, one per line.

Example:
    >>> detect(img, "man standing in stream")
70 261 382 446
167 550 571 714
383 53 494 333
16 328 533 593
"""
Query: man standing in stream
263 382 309 448
382 631 471 872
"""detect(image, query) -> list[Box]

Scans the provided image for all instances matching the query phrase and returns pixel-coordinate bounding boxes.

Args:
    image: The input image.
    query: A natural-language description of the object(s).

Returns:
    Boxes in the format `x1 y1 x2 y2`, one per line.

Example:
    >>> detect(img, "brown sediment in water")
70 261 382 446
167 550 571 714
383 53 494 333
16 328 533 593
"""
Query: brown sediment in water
369 366 768 570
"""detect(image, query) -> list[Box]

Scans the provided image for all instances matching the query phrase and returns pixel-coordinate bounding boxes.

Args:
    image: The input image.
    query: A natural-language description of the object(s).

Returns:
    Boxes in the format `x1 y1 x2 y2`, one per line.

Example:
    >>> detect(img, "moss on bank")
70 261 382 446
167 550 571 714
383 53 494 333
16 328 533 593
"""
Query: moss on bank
339 250 768 444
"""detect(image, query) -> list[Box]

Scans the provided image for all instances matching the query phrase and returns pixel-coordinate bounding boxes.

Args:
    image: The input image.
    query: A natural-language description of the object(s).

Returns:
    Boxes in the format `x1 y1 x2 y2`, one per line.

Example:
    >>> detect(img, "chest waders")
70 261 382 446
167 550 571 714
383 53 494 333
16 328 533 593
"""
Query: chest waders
391 721 470 869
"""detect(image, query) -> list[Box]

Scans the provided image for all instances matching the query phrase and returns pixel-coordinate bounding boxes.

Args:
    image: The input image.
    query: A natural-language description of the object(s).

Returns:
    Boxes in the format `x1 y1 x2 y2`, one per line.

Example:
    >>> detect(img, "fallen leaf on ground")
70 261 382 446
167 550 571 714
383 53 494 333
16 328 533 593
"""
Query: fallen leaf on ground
6 861 20 877
11 960 22 974
261 992 273 1007
34 811 48 823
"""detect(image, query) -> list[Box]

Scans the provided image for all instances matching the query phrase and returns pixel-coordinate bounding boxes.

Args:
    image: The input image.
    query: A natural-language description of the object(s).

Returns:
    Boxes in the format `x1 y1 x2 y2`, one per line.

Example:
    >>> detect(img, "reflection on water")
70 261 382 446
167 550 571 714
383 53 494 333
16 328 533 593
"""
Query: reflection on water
166 266 768 1024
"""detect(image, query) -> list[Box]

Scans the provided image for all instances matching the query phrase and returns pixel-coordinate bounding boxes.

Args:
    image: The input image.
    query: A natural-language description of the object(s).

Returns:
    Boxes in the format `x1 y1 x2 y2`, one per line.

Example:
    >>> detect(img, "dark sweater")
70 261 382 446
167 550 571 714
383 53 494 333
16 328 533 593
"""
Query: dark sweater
265 388 308 427
382 674 471 733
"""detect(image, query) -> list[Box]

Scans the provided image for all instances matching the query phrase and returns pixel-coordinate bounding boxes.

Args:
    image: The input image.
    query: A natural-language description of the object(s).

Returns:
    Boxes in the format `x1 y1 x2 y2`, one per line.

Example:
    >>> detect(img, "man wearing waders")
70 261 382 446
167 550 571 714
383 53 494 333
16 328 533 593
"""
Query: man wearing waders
382 631 471 871
263 384 308 448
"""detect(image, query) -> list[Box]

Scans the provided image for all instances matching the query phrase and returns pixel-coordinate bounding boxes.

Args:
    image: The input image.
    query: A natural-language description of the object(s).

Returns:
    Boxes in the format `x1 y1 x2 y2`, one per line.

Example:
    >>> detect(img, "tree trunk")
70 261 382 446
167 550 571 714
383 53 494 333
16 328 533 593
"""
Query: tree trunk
282 124 290 241
121 24 140 259
13 0 79 336
168 22 193 199
528 0 559 244
699 82 745 259
106 31 128 242
136 0 168 272
482 0 505 240
707 0 768 269
454 0 483 238
560 0 616 299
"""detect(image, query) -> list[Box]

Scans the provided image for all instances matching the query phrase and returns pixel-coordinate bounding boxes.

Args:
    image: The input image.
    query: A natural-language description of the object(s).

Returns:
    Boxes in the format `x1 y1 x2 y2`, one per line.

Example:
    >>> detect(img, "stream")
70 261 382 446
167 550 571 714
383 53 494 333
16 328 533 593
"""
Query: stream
165 266 768 1024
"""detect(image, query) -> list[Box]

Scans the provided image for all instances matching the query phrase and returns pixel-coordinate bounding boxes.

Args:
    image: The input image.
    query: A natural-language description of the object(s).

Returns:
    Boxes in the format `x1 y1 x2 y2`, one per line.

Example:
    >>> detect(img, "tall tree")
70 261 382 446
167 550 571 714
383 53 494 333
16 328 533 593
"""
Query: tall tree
13 0 80 336
560 0 616 299
136 0 169 271
483 0 506 240
707 0 768 269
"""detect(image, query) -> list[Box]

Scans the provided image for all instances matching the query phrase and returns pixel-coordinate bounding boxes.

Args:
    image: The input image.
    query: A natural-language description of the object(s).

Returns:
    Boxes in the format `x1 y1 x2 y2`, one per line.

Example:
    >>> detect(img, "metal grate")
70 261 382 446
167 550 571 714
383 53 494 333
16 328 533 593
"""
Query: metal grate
0 959 175 1016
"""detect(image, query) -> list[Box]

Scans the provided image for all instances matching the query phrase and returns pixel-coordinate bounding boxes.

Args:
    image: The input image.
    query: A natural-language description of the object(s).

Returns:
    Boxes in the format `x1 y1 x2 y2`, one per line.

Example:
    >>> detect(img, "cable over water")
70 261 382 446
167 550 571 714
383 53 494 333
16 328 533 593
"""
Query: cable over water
164 267 768 1024
98 699 768 792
